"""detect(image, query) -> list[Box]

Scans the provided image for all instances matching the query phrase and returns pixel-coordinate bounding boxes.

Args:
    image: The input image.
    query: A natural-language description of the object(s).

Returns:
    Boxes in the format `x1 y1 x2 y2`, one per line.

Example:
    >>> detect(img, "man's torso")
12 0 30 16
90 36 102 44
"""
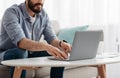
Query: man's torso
0 3 56 53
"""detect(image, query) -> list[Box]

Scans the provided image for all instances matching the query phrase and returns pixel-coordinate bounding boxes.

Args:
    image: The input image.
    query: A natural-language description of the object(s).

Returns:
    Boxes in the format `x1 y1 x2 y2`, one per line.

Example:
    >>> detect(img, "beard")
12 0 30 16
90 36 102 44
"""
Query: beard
28 0 43 14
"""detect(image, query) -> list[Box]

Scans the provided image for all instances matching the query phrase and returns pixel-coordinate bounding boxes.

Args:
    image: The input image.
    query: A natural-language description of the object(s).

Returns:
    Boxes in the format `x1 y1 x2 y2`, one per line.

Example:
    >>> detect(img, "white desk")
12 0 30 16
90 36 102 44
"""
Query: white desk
2 56 120 78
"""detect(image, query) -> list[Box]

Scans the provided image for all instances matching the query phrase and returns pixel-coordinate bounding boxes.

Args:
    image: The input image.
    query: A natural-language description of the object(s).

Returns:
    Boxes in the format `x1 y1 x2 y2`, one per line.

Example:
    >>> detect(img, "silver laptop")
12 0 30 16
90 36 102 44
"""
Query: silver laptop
49 30 103 61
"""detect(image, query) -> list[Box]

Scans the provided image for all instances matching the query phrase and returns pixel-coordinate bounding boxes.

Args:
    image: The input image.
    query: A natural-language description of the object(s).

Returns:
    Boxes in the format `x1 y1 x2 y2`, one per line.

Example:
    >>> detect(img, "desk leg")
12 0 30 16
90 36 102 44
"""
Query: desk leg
13 67 22 78
97 64 106 78
13 66 38 78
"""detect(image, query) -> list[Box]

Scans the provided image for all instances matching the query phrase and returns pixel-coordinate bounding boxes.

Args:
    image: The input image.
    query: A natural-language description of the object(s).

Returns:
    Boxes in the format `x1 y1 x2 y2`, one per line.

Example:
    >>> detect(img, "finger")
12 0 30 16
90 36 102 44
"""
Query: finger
47 47 60 58
55 49 68 59
63 44 72 52
47 51 58 58
59 51 68 59
51 52 63 59
63 48 71 54
49 48 64 59
48 46 68 59
55 51 66 59
67 45 72 52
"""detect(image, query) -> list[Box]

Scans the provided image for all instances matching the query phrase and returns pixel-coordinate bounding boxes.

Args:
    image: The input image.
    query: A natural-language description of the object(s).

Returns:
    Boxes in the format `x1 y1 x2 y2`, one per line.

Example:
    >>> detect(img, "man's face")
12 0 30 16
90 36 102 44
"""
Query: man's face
28 0 44 14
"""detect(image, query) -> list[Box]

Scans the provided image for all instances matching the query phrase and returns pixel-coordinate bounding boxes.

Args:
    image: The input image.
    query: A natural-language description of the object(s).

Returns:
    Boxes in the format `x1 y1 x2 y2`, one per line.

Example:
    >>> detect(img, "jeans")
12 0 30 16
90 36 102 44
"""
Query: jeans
3 48 64 78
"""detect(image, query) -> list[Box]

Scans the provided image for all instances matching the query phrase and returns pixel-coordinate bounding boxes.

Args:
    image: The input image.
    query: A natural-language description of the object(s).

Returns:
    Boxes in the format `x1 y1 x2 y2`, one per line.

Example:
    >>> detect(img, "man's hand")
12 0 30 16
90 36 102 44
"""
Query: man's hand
60 40 72 55
45 44 68 59
49 39 72 59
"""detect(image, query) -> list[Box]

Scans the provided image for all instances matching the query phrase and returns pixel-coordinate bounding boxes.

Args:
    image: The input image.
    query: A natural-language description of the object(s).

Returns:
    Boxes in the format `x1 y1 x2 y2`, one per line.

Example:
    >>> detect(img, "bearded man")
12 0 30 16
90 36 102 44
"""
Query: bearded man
0 0 71 78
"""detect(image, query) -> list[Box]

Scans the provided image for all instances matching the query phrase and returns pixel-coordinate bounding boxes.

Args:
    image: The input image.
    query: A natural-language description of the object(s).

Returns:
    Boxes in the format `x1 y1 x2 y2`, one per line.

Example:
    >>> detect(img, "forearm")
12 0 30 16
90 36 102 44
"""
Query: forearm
50 38 60 49
18 38 68 59
18 38 48 51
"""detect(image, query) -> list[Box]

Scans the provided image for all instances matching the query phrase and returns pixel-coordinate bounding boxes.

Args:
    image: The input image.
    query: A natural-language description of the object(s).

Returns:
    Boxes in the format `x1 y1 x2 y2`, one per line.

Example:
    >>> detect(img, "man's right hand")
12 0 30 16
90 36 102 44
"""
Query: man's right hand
45 44 68 59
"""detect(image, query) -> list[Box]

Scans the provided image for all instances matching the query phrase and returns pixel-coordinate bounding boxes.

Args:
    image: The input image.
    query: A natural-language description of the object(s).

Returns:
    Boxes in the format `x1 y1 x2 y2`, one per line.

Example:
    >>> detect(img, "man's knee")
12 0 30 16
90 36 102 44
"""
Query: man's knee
4 48 28 60
14 48 28 58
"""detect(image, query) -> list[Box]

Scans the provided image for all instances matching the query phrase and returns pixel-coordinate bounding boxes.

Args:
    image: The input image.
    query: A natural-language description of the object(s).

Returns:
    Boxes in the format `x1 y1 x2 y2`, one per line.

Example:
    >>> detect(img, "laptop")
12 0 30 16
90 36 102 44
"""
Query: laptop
49 30 103 61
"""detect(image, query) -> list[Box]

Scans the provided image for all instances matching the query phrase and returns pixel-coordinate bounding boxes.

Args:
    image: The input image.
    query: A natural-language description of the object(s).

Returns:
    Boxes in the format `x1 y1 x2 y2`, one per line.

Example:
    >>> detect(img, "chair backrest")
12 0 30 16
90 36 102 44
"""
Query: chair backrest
40 20 60 41
51 20 60 35
58 25 89 45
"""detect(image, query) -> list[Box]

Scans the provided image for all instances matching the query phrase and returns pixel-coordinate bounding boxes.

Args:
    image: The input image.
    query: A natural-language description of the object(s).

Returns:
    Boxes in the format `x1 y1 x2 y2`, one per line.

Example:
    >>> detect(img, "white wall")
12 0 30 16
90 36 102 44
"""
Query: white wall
0 0 24 18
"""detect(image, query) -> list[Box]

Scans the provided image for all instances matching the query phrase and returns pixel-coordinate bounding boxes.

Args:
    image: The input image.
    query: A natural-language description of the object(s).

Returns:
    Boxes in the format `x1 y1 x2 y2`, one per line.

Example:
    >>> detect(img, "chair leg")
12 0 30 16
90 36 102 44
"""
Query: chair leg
97 64 106 78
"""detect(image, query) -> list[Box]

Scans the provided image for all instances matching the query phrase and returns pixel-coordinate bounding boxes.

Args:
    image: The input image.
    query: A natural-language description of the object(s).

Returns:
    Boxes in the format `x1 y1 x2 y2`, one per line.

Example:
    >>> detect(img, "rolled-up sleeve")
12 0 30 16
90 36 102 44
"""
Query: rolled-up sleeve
2 8 26 46
43 14 57 44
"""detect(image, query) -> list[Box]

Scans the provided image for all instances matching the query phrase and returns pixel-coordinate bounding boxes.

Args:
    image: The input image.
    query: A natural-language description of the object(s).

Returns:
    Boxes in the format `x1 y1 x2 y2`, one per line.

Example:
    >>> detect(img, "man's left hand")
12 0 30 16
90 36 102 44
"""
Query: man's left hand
60 41 72 54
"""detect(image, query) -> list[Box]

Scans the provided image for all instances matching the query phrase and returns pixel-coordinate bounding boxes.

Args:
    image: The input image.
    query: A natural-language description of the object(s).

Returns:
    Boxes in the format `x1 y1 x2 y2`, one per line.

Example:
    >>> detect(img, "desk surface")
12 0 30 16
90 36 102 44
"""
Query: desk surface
1 56 120 67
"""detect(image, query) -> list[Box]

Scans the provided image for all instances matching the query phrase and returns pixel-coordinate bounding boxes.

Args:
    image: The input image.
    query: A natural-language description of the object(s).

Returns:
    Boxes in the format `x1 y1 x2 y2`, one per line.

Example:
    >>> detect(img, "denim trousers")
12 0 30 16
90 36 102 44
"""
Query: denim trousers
3 48 64 78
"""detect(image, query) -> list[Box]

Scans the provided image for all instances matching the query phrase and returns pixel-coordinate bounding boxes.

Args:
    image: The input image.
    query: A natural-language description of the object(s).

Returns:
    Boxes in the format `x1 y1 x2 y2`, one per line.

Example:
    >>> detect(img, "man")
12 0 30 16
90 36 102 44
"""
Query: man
0 0 71 78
